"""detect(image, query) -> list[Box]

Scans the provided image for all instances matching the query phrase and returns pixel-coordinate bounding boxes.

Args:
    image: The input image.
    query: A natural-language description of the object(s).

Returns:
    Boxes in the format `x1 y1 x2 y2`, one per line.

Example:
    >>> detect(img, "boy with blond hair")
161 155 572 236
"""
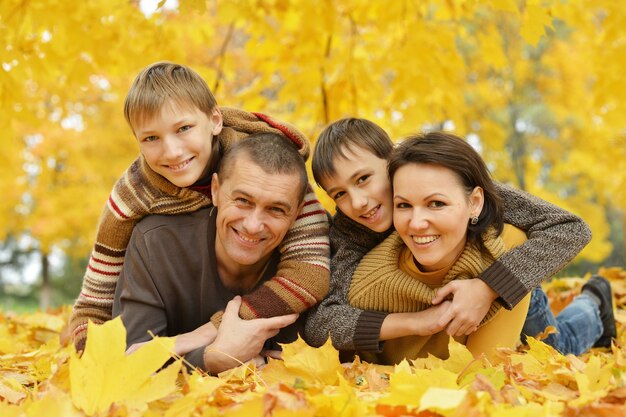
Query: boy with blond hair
70 62 330 350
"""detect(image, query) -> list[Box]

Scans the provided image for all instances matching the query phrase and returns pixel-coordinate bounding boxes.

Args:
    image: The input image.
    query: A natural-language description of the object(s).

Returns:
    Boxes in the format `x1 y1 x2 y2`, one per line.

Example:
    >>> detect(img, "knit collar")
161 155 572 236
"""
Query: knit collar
349 227 505 326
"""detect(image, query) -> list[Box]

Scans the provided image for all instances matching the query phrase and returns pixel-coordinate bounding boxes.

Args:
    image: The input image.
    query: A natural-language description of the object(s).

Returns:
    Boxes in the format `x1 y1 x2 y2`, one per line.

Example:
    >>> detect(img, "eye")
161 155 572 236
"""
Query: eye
428 200 446 208
235 197 251 205
269 206 287 215
356 174 370 185
178 125 192 133
142 135 158 143
395 202 412 209
332 191 345 201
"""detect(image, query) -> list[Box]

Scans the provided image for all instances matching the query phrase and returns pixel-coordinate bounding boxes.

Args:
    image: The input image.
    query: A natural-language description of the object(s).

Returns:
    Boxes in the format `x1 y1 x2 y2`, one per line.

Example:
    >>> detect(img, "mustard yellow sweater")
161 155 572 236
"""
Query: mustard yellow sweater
349 224 530 364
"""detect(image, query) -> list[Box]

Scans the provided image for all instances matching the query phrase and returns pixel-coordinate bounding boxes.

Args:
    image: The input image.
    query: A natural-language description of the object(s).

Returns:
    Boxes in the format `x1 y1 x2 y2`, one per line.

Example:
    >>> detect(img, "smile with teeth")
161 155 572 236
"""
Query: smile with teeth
412 235 439 244
361 205 380 219
167 157 193 171
237 230 262 243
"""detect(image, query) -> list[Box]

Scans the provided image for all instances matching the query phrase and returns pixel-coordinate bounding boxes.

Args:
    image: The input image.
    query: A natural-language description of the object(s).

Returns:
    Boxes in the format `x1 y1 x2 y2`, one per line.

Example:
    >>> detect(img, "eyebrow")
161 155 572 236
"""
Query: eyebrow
325 168 369 196
136 117 194 135
233 189 293 213
393 192 447 201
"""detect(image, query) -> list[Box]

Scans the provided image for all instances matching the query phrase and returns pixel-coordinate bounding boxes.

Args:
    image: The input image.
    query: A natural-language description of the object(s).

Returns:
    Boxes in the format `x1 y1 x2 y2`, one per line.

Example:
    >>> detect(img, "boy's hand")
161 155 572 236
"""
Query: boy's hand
432 279 498 337
414 301 453 336
203 296 298 373
174 321 218 356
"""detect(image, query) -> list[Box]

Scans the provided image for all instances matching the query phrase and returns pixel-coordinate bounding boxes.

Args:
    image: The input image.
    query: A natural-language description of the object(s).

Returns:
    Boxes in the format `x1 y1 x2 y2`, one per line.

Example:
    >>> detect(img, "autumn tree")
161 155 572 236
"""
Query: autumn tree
1 0 625 307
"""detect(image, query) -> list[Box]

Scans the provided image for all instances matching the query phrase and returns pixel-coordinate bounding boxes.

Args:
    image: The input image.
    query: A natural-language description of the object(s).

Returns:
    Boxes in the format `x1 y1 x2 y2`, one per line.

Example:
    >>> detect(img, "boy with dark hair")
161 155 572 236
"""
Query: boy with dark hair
304 117 613 357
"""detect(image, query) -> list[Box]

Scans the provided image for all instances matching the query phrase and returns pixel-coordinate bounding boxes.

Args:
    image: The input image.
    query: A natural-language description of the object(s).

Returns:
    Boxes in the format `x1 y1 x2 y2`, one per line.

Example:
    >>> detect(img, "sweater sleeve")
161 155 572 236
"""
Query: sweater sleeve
303 211 389 352
480 182 592 309
69 157 209 351
210 188 331 326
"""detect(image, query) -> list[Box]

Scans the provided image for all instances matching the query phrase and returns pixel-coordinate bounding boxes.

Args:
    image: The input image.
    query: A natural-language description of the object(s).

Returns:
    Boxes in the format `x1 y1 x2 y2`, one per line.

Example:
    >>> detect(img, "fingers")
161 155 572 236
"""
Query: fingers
125 342 147 355
262 313 299 329
446 316 480 336
248 355 266 368
223 296 242 317
432 283 455 304
261 349 283 360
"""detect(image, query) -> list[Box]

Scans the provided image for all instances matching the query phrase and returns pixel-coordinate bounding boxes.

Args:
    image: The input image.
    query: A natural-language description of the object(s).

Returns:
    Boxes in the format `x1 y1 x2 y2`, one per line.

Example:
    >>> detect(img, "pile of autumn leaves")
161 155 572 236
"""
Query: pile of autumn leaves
1 268 626 417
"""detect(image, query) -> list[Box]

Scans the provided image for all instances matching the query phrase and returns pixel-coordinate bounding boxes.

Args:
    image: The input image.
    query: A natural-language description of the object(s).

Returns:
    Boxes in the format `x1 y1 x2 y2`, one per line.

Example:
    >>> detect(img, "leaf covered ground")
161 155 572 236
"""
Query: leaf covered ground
1 267 626 417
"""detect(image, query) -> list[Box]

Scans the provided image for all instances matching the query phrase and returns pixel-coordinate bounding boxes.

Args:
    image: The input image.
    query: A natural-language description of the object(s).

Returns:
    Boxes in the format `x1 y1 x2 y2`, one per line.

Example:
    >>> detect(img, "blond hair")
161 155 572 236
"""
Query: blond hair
124 61 218 130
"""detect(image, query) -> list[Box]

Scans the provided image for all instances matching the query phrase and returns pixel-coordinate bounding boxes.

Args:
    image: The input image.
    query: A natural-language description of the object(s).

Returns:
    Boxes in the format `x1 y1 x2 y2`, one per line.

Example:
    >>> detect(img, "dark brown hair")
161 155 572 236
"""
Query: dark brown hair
219 133 308 204
312 118 393 188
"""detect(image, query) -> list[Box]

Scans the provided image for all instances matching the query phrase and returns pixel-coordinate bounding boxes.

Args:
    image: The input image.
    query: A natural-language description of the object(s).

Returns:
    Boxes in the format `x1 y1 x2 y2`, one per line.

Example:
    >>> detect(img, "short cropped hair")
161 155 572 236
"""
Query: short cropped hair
388 132 504 253
218 133 309 204
124 61 218 130
312 118 394 188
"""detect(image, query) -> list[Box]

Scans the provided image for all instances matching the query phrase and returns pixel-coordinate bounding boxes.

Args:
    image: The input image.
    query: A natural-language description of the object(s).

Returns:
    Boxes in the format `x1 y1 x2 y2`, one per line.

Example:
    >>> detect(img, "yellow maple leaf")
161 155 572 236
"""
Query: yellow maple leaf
25 394 83 417
381 361 458 408
571 354 613 407
308 376 371 417
520 3 554 47
164 372 225 417
69 317 180 415
419 387 467 415
276 336 343 386
429 338 478 373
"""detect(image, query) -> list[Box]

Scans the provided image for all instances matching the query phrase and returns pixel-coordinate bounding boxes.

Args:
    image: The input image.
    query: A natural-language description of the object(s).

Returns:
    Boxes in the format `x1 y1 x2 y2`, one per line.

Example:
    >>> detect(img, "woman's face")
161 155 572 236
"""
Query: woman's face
392 163 483 272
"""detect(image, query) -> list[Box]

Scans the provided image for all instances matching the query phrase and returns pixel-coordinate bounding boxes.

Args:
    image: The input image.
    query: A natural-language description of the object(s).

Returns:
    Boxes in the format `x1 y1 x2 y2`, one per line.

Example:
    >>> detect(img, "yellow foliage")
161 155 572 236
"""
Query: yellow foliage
69 317 180 415
1 273 626 416
2 0 625 266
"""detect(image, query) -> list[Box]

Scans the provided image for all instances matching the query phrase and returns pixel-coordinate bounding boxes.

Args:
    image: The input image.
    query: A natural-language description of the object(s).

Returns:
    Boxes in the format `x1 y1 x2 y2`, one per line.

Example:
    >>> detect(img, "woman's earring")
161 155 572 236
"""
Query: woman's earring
470 216 479 225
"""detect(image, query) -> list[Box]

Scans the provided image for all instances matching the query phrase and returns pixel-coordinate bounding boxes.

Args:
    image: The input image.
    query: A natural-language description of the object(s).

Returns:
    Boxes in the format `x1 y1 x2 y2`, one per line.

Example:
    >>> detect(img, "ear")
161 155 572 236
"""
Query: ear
469 186 484 218
210 107 223 136
211 172 220 206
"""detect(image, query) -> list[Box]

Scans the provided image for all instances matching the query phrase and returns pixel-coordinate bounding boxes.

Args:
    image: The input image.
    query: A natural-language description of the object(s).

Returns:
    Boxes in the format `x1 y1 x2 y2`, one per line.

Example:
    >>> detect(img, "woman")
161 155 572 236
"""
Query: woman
347 132 532 363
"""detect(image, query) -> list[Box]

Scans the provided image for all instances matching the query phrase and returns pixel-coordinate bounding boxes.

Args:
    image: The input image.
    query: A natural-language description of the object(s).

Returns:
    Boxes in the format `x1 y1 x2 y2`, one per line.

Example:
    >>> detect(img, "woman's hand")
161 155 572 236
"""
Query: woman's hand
431 279 498 337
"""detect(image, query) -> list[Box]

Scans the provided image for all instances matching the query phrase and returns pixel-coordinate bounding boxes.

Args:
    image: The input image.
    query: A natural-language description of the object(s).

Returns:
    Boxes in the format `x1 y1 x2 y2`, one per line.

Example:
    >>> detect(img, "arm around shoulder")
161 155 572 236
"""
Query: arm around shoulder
482 182 592 309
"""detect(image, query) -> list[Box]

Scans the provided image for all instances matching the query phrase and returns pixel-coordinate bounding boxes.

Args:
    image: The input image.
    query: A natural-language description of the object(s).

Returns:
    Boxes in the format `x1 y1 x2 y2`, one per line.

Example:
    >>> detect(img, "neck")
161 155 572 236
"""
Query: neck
216 255 271 294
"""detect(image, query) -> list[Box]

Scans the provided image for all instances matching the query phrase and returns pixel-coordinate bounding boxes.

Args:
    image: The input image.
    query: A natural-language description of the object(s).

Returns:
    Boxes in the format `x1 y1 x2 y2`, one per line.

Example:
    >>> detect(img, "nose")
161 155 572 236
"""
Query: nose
350 191 367 211
408 208 429 230
161 135 182 160
242 209 265 235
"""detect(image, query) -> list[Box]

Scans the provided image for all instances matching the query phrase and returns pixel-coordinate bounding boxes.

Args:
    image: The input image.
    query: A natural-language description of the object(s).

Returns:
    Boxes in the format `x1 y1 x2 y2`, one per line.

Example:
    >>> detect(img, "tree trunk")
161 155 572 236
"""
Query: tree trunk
40 252 50 310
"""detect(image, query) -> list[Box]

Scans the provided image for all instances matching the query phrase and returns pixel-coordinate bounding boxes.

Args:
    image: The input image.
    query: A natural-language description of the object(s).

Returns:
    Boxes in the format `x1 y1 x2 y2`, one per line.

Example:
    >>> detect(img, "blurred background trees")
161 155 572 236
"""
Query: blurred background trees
1 0 624 309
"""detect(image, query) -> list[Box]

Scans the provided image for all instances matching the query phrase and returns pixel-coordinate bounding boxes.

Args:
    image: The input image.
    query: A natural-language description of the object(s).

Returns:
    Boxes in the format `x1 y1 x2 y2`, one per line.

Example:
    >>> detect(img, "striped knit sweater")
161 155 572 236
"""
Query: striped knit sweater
348 228 505 325
70 107 331 350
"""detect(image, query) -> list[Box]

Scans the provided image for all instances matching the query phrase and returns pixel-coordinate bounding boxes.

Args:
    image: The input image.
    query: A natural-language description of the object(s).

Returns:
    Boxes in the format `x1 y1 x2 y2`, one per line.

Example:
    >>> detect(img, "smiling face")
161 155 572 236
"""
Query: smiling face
133 99 223 187
320 145 393 233
211 155 302 272
392 163 484 272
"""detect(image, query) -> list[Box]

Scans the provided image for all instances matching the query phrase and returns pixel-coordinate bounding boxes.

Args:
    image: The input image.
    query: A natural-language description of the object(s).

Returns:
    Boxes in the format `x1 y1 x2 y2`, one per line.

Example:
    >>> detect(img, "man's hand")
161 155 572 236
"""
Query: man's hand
431 279 498 337
203 296 298 374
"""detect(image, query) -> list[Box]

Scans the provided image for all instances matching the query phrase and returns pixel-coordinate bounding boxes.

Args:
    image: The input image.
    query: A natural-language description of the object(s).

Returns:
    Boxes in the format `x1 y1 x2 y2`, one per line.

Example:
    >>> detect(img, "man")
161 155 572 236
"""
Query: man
113 132 311 373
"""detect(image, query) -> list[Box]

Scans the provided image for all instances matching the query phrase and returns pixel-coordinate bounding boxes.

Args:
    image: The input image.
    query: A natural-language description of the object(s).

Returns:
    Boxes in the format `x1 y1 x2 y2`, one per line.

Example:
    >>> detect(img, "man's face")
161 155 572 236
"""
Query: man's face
320 145 393 232
133 99 223 187
211 156 302 269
